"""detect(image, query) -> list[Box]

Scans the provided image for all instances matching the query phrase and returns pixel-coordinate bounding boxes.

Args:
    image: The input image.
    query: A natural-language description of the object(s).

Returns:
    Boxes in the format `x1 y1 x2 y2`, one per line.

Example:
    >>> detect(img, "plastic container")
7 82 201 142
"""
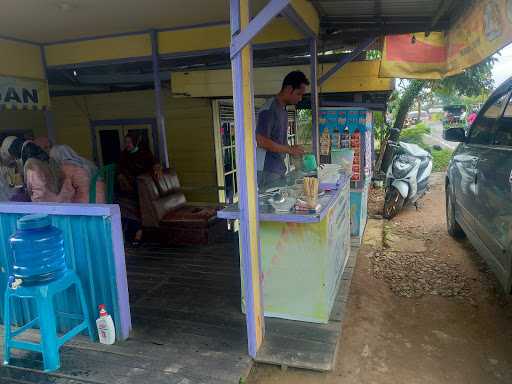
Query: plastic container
331 148 354 175
302 154 317 173
96 304 116 345
9 214 68 285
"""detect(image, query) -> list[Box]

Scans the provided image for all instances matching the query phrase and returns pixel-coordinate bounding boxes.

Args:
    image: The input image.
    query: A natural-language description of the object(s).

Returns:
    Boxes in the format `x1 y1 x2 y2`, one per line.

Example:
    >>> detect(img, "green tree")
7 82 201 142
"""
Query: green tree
377 57 496 172
392 57 496 132
297 109 312 146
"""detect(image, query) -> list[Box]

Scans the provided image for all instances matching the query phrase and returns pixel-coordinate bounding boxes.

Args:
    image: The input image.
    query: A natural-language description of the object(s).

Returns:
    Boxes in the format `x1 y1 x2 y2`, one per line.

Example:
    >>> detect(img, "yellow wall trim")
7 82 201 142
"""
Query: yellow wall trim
45 34 152 67
159 25 229 55
158 18 303 55
172 61 394 97
0 38 44 80
43 18 304 66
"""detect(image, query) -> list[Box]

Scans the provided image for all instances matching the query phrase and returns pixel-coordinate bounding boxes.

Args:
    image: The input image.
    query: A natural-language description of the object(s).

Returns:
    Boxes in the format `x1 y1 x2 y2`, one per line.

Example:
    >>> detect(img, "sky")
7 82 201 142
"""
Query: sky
492 43 512 88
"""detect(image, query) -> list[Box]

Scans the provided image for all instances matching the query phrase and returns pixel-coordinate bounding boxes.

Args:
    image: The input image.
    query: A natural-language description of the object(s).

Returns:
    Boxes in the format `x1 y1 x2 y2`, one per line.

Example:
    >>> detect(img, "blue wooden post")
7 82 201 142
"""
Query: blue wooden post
150 30 170 169
230 0 266 357
310 38 319 161
40 46 56 144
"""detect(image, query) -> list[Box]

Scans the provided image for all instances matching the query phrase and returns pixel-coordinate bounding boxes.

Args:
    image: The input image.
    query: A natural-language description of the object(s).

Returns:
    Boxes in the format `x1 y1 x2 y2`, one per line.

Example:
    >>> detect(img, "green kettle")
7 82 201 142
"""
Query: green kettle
303 154 317 173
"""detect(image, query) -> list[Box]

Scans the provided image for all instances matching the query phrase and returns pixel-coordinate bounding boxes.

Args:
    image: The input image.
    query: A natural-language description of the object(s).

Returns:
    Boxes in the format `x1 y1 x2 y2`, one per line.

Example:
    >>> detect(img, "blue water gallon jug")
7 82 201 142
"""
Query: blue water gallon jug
9 214 68 285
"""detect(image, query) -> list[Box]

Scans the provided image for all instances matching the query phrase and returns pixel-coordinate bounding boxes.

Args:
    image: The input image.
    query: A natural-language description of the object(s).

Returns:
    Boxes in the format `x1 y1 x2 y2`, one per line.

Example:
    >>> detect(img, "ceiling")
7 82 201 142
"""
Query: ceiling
47 45 378 95
0 0 264 43
1 0 470 44
2 0 470 96
317 0 470 41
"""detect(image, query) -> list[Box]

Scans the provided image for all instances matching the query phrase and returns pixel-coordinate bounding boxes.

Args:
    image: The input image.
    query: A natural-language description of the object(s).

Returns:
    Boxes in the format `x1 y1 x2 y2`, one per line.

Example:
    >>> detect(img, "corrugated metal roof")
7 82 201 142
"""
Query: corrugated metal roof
316 0 470 43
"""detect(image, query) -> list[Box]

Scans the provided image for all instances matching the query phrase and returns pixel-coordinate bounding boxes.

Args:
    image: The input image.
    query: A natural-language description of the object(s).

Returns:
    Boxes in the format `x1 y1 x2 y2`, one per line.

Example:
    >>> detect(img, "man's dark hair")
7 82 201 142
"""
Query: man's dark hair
281 70 310 90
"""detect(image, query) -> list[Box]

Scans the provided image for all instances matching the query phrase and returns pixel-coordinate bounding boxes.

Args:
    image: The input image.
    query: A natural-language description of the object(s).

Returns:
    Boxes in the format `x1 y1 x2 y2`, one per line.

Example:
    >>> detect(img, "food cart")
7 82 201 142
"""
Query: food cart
218 172 350 324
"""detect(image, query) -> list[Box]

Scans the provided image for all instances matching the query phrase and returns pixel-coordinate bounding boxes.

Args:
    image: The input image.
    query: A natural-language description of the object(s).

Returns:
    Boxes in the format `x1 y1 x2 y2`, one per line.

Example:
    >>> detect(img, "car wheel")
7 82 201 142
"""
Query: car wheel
384 187 405 220
446 184 465 238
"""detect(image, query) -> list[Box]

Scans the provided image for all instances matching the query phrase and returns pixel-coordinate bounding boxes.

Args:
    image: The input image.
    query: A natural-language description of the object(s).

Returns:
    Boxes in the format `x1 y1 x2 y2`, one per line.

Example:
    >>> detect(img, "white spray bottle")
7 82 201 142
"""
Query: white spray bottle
96 304 116 345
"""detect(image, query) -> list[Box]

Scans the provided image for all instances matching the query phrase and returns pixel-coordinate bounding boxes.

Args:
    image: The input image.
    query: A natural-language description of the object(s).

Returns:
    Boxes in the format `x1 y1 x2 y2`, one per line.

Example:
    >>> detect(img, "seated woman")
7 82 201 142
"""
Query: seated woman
0 168 14 201
50 144 106 204
0 136 73 203
117 133 161 244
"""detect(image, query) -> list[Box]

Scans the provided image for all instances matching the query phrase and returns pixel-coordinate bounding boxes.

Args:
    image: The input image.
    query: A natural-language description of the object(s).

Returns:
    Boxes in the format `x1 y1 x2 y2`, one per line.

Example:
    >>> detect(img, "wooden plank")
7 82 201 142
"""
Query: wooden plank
264 318 339 345
130 304 245 328
0 241 252 384
0 326 247 367
3 350 235 384
255 333 337 372
0 325 249 384
329 298 346 323
0 366 92 384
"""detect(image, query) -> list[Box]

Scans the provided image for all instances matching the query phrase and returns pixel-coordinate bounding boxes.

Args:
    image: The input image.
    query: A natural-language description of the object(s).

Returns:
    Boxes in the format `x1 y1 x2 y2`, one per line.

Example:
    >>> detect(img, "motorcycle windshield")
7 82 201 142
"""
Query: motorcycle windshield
392 155 416 179
399 142 431 158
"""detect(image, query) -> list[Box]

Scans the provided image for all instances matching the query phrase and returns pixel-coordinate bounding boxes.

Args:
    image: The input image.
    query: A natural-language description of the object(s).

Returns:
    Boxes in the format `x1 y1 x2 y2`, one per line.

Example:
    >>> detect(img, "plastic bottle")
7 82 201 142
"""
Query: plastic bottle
96 304 116 345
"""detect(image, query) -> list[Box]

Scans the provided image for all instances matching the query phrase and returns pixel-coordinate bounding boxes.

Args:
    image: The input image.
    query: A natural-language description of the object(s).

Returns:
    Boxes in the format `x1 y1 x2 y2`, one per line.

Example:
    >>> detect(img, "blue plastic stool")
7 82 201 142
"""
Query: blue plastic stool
3 270 94 372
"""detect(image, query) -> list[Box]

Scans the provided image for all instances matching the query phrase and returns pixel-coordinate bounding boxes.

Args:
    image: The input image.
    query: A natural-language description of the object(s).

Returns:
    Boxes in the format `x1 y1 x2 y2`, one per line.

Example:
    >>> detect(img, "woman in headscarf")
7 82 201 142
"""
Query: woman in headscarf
0 136 73 203
50 144 105 204
117 133 161 244
0 160 14 201
33 136 52 154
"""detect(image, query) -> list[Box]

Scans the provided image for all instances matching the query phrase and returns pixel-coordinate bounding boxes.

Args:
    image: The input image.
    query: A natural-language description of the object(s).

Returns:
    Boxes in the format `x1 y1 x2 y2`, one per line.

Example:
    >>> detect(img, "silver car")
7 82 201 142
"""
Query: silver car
444 77 512 291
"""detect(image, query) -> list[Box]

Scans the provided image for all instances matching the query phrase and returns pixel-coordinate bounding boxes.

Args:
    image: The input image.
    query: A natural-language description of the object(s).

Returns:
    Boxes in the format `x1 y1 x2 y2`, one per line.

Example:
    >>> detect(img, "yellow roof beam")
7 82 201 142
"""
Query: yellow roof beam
158 18 302 57
171 61 394 98
45 34 152 67
288 0 320 36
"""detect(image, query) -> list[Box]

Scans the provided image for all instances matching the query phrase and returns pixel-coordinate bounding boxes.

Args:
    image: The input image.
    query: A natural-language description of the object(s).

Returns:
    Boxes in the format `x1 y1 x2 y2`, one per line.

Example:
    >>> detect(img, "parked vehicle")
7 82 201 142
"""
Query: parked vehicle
405 111 429 127
383 132 433 219
444 76 512 291
443 104 467 130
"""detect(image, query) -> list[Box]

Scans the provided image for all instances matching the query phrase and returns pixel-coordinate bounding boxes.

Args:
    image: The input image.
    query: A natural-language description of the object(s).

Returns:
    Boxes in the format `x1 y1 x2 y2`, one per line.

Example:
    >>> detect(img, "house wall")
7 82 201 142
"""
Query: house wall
0 38 44 80
0 110 46 138
1 90 218 202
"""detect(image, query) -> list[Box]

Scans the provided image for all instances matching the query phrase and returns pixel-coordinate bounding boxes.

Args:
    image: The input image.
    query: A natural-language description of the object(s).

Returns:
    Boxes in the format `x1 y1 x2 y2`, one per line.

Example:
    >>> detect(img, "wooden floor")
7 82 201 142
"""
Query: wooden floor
255 246 359 372
0 237 253 384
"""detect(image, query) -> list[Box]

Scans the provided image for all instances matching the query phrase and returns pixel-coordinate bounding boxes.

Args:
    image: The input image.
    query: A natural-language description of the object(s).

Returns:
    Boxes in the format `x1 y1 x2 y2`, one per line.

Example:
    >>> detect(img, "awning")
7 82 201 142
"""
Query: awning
380 0 512 79
0 76 50 111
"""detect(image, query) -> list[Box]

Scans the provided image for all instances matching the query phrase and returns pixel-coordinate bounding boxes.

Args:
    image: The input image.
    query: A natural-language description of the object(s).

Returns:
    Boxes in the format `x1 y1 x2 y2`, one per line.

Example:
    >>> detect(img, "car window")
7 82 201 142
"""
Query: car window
468 93 509 145
493 92 512 147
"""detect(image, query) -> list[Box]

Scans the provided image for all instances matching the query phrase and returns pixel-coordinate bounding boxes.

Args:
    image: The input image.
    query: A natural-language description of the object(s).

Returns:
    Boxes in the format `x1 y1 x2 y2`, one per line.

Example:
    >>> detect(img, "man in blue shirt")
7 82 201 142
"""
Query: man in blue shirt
256 70 309 188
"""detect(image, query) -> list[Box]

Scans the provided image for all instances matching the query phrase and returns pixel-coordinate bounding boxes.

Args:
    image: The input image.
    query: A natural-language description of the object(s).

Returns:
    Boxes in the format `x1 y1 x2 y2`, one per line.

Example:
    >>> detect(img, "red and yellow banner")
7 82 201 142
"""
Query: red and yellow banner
380 0 512 79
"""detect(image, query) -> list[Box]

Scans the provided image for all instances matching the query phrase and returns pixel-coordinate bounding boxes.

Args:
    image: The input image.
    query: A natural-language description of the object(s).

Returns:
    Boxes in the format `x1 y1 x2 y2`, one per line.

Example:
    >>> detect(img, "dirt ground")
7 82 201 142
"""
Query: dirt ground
248 172 512 384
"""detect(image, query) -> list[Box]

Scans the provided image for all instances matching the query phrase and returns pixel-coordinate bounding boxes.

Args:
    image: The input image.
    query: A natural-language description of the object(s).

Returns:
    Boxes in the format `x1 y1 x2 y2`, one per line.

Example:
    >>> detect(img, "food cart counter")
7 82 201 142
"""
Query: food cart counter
218 173 351 323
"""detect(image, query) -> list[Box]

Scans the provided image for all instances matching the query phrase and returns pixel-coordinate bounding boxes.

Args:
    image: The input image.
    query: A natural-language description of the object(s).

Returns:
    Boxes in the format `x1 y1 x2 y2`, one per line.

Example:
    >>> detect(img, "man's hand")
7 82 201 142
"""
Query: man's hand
288 145 305 157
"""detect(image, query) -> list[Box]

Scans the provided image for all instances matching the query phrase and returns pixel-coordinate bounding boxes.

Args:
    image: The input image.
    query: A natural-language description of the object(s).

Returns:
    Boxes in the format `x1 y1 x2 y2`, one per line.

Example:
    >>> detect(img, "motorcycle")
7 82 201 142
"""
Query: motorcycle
383 140 433 219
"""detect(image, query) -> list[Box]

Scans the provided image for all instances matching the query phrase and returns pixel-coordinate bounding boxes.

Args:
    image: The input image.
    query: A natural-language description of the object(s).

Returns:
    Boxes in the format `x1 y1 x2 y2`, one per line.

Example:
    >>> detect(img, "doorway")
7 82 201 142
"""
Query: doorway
90 119 159 166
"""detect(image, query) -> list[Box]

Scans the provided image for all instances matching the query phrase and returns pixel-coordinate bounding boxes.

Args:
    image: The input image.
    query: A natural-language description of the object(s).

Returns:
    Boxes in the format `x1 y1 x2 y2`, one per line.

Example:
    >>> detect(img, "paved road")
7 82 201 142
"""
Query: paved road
423 120 458 150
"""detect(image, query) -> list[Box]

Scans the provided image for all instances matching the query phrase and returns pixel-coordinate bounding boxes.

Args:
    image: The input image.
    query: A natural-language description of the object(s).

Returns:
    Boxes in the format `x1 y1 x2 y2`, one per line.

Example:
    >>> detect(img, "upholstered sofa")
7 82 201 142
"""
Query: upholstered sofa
137 170 226 245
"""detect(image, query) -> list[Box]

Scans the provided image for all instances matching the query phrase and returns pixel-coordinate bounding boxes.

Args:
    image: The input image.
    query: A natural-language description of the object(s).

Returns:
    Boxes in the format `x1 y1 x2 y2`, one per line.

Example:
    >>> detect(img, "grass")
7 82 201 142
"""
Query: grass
400 122 431 148
399 122 453 172
431 148 453 172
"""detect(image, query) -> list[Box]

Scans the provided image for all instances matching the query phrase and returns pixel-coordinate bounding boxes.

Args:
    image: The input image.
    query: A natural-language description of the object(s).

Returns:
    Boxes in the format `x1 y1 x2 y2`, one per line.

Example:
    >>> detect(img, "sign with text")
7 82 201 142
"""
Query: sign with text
380 0 512 79
0 76 50 110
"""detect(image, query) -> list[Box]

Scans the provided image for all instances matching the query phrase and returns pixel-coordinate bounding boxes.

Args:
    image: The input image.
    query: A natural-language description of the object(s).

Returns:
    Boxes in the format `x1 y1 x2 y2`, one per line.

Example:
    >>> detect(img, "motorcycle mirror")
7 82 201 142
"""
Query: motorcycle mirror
389 128 401 142
443 128 466 142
